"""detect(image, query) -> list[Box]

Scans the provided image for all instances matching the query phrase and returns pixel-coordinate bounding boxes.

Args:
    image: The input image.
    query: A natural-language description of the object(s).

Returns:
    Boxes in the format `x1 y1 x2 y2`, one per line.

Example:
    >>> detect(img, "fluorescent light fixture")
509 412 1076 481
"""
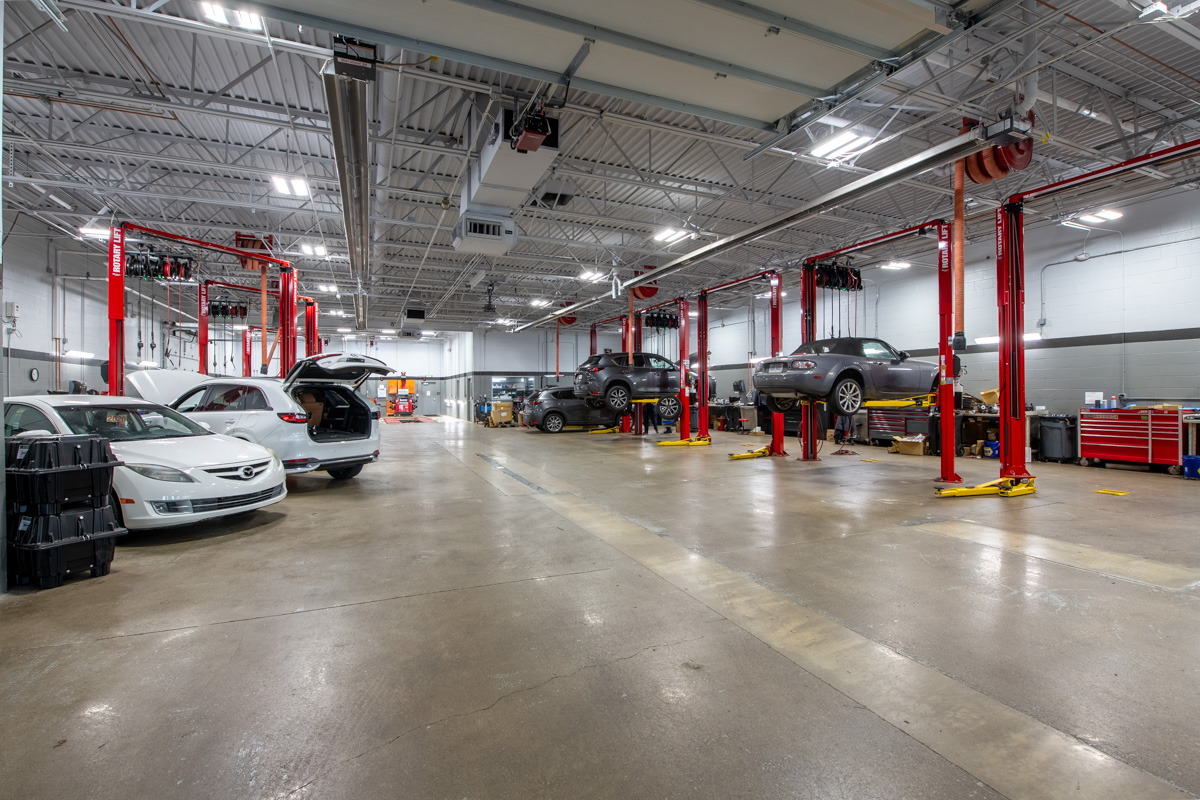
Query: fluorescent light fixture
313 244 327 256
291 178 309 196
381 336 394 340
232 10 261 29
345 334 356 339
324 309 345 316
1061 220 1091 231
201 3 228 24
271 176 292 194
381 328 397 334
1095 209 1123 220
232 324 248 331
271 176 308 196
530 299 550 307
301 244 314 255
880 261 910 270
1140 0 1168 15
653 228 692 244
495 318 514 325
46 193 72 210
1024 331 1042 341
753 291 788 299
64 350 95 358
420 330 434 336
336 327 351 333
688 311 699 317
579 270 605 282
973 336 1000 345
1078 214 1105 224
811 131 867 159
137 360 157 367
1079 107 1100 120
78 227 110 240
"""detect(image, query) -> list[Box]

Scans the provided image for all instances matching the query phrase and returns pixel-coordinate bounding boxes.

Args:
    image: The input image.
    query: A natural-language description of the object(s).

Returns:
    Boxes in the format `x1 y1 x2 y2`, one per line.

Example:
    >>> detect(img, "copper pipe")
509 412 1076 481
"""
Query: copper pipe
954 125 969 336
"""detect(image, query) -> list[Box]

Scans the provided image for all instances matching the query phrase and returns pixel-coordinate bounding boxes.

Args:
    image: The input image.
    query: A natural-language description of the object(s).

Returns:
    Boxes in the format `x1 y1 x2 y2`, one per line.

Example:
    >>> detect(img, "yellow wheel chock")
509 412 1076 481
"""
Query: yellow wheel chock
935 476 1037 498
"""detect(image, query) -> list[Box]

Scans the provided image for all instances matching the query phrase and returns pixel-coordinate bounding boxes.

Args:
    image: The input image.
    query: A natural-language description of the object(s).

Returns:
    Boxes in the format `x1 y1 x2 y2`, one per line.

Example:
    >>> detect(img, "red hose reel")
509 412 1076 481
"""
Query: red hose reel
964 115 1035 185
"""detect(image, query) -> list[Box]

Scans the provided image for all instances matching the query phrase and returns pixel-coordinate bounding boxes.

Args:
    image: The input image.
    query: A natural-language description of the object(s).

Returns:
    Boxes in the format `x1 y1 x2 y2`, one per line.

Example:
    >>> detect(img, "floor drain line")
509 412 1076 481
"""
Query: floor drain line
476 454 549 494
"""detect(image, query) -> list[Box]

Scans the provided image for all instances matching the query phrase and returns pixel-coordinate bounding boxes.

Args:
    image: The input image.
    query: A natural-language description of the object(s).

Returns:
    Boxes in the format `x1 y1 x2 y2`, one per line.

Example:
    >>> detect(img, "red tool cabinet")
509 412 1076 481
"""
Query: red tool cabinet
1079 408 1182 466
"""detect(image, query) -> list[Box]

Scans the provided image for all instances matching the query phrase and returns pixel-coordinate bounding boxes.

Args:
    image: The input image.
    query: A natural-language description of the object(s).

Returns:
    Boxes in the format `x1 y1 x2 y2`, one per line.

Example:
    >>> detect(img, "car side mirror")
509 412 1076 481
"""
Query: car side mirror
898 351 910 361
197 421 212 431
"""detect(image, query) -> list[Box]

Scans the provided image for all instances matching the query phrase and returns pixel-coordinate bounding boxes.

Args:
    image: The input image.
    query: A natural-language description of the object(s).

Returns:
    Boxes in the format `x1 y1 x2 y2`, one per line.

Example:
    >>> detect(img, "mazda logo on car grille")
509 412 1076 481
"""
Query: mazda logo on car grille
240 466 255 479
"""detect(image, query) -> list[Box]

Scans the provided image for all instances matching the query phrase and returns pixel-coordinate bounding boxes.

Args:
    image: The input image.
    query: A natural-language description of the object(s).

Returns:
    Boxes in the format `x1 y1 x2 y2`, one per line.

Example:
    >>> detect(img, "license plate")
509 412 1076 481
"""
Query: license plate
767 363 783 373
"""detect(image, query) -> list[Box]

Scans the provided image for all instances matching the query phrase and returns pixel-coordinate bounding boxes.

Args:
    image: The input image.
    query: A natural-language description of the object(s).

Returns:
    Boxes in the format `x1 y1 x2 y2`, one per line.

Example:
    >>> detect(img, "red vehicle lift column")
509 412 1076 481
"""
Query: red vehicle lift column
632 313 644 435
198 281 210 374
242 328 253 377
937 222 963 483
996 204 1032 482
768 272 786 456
798 265 819 461
619 316 631 433
697 293 709 437
279 266 297 377
107 226 126 396
677 298 690 442
304 299 320 357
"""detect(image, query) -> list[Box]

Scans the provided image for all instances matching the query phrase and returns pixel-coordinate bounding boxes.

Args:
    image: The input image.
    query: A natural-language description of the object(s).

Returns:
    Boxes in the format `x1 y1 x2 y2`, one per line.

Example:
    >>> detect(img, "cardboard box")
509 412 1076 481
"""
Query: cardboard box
826 430 836 442
981 388 1000 405
488 401 513 425
890 436 926 456
1153 404 1180 411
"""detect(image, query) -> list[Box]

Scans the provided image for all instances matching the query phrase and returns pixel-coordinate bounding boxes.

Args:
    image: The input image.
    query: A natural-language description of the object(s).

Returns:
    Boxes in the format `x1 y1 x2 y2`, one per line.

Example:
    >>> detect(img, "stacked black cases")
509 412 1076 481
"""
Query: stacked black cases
6 435 127 589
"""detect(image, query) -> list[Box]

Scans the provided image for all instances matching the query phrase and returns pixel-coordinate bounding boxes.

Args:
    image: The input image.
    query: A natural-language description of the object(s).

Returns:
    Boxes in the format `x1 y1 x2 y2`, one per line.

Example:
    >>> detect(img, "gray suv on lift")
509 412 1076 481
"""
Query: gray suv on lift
522 388 621 432
573 352 682 419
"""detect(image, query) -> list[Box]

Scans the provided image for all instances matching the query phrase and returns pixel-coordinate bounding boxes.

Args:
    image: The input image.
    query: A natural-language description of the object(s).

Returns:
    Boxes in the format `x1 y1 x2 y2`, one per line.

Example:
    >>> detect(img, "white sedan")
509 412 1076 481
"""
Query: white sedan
3 396 286 530
128 354 390 479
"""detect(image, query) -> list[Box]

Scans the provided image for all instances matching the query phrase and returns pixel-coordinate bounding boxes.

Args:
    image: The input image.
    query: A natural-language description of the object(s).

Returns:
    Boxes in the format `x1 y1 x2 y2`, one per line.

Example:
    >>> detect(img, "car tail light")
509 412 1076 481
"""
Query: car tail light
278 412 309 424
791 360 816 369
530 399 542 405
370 410 381 420
585 366 602 373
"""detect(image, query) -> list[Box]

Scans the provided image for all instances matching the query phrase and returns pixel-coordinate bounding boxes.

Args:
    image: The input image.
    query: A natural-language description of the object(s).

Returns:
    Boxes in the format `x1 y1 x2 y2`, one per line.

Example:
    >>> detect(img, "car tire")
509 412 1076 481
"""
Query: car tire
764 395 796 414
605 384 631 412
656 396 682 420
543 412 566 433
829 375 864 415
110 492 125 530
327 465 364 480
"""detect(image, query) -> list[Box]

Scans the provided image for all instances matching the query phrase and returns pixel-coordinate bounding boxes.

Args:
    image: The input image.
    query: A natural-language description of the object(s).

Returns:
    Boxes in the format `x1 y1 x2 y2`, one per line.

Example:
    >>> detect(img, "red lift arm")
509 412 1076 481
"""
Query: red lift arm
800 221 959 482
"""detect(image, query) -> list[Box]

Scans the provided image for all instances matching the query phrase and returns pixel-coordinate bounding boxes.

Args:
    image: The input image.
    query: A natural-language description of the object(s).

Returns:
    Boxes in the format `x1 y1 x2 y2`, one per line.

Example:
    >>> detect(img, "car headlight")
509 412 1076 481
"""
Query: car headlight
791 360 816 370
126 463 197 483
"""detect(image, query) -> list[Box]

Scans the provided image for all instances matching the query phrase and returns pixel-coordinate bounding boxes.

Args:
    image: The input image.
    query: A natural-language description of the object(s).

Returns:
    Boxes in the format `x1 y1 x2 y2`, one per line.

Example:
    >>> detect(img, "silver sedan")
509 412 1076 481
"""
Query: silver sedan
753 337 939 415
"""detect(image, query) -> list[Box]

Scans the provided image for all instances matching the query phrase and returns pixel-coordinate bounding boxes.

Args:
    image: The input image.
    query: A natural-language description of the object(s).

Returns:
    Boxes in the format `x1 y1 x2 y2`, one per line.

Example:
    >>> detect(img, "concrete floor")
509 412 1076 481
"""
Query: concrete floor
2 419 1200 799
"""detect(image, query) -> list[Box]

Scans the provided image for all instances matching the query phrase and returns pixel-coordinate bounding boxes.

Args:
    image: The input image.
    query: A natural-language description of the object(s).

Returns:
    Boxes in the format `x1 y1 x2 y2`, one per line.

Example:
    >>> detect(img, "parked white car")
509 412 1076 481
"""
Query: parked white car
3 396 286 530
128 354 390 479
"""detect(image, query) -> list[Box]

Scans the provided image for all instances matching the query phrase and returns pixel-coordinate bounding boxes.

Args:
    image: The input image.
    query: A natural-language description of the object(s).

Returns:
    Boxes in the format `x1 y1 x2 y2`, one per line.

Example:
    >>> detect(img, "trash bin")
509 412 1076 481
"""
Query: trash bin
927 411 963 456
1038 415 1078 462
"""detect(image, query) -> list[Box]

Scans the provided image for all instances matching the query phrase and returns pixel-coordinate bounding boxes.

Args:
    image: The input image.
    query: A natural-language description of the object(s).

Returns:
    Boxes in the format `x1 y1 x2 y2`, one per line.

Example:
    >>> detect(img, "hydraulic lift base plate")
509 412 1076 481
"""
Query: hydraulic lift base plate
935 477 1037 498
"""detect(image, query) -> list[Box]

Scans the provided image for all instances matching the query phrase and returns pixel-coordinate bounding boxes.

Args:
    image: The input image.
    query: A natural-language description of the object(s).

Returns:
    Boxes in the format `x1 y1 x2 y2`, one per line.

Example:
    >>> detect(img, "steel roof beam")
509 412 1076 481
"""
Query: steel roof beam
687 0 895 60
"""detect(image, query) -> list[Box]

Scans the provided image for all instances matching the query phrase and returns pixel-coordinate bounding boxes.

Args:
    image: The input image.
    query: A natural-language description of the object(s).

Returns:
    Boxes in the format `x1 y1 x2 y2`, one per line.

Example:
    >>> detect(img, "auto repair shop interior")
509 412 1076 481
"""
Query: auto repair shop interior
4 0 1200 797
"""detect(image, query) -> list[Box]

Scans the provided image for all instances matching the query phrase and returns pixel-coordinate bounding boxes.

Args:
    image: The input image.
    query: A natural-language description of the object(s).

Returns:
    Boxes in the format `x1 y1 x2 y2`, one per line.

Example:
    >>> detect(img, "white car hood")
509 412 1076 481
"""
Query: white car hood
126 369 208 405
110 433 273 470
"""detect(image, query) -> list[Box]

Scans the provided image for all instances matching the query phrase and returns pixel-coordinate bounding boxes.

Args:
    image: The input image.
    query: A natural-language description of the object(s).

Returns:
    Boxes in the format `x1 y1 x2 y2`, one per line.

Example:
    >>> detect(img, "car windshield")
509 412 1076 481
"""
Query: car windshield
56 404 211 440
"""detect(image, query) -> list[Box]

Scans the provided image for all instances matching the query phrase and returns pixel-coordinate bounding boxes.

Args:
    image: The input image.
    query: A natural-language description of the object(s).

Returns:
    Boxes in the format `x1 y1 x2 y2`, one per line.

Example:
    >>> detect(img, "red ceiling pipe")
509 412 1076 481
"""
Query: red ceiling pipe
106 226 126 395
123 223 290 267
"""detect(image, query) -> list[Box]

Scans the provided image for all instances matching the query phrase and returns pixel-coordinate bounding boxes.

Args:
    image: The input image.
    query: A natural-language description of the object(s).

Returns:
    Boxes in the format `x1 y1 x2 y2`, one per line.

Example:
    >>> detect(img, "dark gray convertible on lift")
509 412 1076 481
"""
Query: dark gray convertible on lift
753 337 939 416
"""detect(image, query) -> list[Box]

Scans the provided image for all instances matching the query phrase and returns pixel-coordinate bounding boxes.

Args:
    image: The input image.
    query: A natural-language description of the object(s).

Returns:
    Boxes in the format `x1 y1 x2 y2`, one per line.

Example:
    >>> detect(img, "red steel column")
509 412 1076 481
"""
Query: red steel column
677 298 690 441
589 326 598 356
619 316 631 433
242 329 252 377
107 226 126 396
997 203 1034 481
278 266 297 376
198 281 209 375
768 272 787 456
304 300 320 357
799 265 819 460
697 293 709 437
632 315 644 435
937 223 963 483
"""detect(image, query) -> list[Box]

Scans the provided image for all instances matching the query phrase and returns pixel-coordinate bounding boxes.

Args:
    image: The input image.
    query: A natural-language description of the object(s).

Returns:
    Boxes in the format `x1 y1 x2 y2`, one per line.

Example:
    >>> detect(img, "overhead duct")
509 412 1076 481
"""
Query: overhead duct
323 39 375 330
